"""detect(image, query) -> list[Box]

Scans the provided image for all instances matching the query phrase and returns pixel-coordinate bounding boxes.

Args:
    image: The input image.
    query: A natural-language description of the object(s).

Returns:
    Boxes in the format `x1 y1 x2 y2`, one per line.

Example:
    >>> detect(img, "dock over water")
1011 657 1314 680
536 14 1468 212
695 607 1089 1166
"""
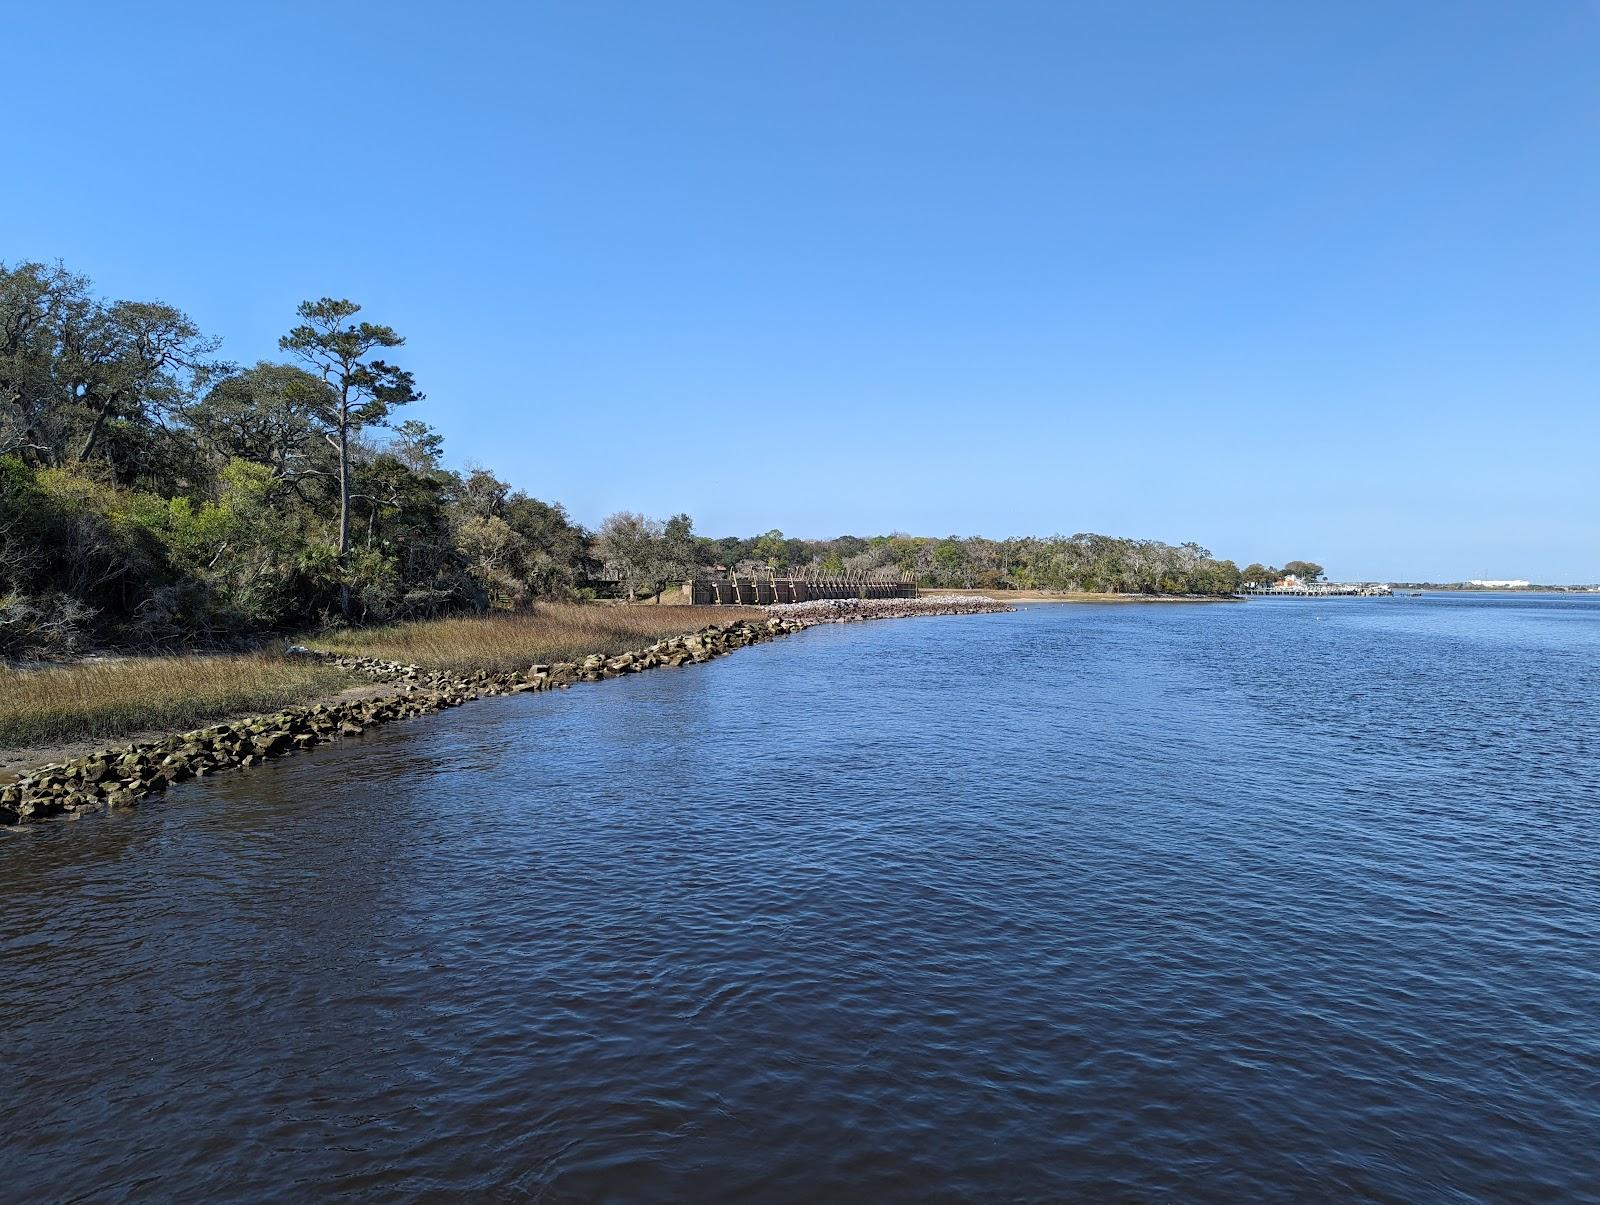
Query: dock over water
1242 583 1393 597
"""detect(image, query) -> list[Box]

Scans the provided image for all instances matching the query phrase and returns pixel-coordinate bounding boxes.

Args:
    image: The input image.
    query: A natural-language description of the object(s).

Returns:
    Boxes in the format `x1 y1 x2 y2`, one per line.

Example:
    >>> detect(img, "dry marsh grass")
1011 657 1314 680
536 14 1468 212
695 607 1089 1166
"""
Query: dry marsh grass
0 604 759 759
0 653 354 751
313 604 757 674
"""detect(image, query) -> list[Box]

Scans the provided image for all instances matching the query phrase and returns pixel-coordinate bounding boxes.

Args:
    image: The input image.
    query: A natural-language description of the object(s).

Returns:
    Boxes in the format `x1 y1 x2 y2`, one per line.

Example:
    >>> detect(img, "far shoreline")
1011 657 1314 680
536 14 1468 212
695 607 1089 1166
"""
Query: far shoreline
926 588 1239 604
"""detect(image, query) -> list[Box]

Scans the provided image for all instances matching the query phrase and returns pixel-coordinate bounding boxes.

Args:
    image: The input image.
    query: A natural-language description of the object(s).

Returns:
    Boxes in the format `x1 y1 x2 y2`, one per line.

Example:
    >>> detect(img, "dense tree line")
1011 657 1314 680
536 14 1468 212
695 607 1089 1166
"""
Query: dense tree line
1240 560 1324 585
2 259 1284 656
696 531 1250 595
0 261 593 655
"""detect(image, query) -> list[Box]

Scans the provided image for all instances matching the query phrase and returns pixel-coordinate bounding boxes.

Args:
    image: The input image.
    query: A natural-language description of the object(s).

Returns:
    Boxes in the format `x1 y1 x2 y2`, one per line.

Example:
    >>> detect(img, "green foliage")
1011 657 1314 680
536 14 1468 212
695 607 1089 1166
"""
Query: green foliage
691 530 1249 596
390 419 444 472
0 266 594 652
598 511 698 602
278 297 423 562
3 257 1263 656
186 362 330 484
1240 560 1326 586
751 528 789 569
0 261 221 486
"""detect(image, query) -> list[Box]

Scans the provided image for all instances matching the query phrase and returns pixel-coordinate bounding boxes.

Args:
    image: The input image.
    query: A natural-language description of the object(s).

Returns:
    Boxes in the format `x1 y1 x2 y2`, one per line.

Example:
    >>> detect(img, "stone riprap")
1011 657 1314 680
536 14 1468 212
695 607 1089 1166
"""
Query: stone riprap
1 617 810 826
765 595 1014 623
2 600 1013 827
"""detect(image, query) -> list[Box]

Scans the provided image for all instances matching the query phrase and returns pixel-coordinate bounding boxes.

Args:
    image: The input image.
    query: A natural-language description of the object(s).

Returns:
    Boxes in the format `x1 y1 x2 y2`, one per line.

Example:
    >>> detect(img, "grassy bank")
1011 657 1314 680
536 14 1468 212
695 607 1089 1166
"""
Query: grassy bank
0 653 355 751
309 603 755 674
2 604 759 761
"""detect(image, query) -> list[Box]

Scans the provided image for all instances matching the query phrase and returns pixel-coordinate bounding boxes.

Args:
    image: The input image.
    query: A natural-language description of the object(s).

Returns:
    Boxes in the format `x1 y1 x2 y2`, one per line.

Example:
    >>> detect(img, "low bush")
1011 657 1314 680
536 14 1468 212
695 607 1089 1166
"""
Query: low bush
0 592 95 659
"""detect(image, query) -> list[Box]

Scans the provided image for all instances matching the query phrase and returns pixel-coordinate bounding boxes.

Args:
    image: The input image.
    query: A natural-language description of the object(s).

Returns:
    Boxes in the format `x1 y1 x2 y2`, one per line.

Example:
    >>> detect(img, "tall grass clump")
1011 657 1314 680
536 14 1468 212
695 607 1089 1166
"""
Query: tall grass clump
0 653 354 750
312 603 756 675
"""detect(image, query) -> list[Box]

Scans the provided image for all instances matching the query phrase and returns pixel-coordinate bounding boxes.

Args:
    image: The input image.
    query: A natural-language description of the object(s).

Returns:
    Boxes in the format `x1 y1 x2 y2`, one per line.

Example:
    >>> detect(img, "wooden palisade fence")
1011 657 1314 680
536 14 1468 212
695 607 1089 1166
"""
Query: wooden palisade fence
687 572 917 606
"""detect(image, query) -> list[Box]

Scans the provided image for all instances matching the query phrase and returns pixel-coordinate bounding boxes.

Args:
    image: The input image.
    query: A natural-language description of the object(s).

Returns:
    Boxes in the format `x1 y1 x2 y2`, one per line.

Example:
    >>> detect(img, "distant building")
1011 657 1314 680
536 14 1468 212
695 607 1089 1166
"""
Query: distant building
1469 579 1530 588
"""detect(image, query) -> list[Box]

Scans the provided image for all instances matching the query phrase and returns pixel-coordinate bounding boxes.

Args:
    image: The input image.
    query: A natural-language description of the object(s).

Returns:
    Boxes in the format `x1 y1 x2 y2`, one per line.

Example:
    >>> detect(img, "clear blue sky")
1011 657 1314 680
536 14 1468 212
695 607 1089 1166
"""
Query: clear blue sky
7 1 1598 581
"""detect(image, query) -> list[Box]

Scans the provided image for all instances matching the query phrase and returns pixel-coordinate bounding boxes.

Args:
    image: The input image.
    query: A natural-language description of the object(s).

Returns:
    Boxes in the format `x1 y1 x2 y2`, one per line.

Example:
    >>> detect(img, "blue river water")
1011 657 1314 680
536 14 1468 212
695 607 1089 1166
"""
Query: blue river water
2 594 1598 1200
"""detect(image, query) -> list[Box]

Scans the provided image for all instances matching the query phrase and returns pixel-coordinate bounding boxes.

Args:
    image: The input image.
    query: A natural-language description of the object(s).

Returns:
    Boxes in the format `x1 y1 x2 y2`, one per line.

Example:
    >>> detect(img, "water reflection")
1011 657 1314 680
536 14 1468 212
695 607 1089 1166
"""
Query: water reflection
3 599 1598 1199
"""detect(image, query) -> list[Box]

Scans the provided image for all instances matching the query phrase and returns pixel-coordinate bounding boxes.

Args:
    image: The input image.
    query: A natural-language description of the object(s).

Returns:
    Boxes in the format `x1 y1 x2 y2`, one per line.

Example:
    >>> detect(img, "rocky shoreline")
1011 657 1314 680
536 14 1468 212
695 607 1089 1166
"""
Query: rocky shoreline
1 597 1010 827
767 595 1014 623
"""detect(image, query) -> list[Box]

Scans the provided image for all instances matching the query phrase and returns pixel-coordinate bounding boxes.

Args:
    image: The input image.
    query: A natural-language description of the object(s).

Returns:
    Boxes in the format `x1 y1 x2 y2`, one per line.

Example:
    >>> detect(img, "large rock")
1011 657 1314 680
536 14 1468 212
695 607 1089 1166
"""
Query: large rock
5 614 830 827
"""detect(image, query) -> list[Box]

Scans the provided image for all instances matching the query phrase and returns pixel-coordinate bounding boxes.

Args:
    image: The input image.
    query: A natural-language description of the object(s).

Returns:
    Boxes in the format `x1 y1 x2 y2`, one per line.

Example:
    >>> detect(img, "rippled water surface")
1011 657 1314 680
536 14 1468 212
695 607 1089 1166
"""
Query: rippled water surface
4 595 1599 1200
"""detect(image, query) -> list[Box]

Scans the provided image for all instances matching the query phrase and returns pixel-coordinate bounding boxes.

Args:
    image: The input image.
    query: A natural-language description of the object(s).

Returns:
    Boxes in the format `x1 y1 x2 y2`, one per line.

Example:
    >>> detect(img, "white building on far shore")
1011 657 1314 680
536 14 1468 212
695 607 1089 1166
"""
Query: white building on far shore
1468 579 1531 588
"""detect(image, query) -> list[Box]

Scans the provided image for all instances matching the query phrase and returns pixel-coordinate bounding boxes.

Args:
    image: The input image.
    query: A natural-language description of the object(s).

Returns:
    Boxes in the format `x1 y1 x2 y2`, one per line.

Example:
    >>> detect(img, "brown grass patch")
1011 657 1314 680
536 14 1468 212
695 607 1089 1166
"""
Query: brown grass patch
0 653 354 751
310 603 758 675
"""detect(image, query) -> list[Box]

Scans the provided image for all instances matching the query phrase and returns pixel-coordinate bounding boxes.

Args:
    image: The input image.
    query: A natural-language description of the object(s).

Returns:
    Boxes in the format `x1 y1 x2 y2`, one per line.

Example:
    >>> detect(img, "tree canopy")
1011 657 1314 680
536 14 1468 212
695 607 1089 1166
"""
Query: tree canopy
598 511 698 602
0 262 592 654
692 530 1248 596
1 258 1265 657
279 298 421 563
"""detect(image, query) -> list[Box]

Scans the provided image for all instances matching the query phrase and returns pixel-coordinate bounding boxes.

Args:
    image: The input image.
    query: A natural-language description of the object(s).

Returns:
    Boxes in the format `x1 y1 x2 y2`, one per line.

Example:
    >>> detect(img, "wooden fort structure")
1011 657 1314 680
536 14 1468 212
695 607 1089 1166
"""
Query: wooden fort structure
686 572 917 606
